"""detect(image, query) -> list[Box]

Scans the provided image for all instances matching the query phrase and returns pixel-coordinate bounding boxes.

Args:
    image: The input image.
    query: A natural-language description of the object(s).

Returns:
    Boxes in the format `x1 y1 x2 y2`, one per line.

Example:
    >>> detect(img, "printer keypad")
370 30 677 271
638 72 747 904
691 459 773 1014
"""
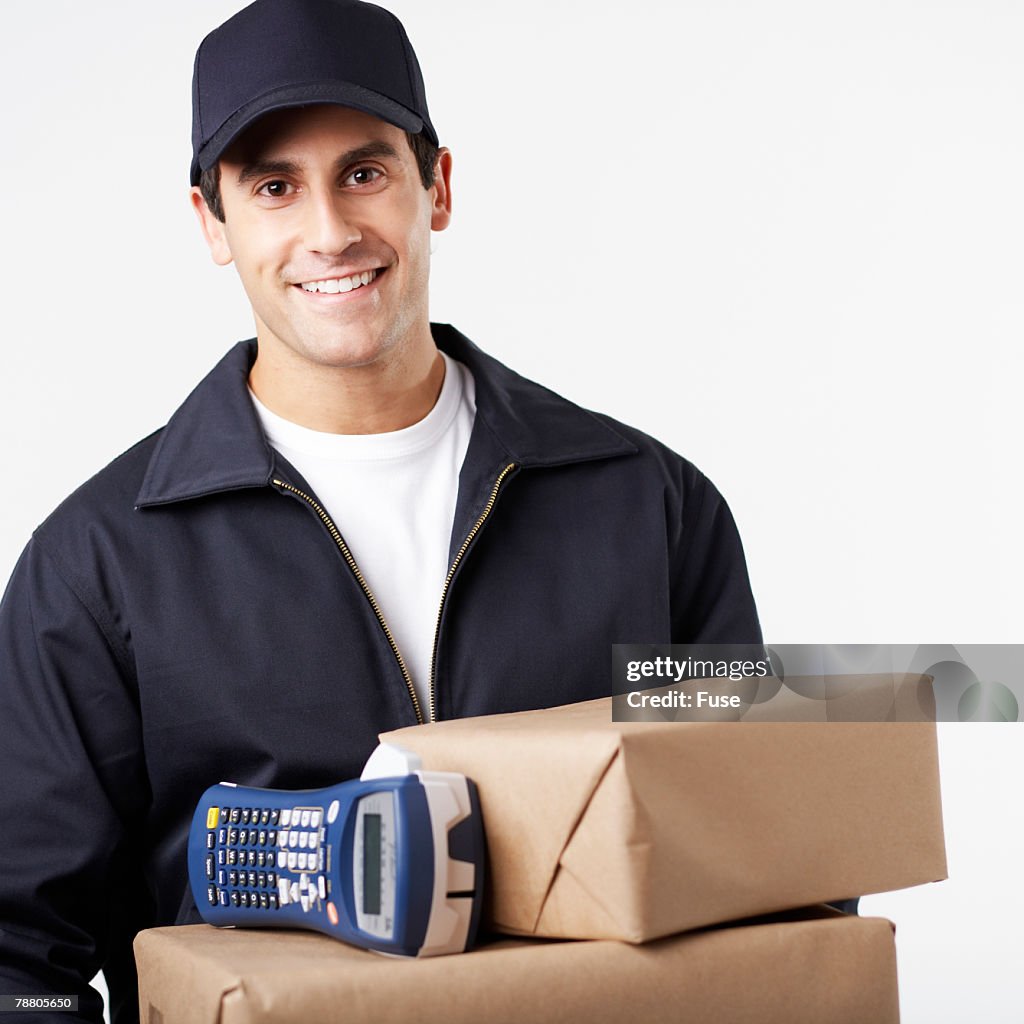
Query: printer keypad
206 804 329 914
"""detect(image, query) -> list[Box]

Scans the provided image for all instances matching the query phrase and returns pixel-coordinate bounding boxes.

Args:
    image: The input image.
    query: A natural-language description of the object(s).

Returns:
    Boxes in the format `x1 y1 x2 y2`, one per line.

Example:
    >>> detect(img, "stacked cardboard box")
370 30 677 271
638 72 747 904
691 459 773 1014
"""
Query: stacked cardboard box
134 694 946 1021
382 694 947 941
136 908 900 1023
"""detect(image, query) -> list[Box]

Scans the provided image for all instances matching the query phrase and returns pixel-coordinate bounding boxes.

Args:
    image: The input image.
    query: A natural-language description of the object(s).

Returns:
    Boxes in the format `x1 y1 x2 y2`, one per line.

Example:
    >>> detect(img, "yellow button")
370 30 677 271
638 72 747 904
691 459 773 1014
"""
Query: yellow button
207 806 219 829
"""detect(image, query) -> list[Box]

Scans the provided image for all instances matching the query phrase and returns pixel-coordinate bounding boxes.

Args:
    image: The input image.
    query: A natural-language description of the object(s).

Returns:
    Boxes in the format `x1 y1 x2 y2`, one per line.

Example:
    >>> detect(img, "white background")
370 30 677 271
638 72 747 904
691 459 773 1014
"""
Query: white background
1 2 1021 1021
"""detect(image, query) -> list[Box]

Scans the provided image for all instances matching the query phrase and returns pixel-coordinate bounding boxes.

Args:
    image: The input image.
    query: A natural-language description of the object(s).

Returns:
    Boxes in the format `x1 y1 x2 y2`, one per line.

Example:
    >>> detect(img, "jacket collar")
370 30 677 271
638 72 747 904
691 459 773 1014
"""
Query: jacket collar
135 324 636 508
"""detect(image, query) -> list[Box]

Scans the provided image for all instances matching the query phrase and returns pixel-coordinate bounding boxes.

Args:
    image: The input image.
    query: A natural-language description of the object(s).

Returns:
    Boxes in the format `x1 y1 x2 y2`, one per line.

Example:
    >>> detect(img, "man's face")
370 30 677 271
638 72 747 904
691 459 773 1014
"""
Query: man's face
191 105 451 371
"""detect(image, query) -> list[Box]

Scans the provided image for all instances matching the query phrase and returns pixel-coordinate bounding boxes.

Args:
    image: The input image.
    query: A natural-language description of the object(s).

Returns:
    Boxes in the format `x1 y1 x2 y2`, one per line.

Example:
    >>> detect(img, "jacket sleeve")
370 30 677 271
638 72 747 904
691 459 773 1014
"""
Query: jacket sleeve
0 537 148 1024
670 470 763 646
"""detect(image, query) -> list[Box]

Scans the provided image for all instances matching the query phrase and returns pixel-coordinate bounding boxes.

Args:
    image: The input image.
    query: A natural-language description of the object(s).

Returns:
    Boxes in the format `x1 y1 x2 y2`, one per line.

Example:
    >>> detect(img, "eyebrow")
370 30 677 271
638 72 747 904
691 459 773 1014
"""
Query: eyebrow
235 141 401 186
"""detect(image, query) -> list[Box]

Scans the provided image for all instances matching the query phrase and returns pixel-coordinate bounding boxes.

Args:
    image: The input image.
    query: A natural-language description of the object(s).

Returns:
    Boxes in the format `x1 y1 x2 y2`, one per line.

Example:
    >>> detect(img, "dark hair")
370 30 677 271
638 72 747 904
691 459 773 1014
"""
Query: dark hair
198 129 439 222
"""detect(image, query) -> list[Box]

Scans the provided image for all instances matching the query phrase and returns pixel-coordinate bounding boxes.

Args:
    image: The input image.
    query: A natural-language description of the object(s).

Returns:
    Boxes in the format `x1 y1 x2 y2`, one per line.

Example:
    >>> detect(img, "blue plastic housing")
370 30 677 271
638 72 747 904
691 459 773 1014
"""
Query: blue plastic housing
187 776 436 956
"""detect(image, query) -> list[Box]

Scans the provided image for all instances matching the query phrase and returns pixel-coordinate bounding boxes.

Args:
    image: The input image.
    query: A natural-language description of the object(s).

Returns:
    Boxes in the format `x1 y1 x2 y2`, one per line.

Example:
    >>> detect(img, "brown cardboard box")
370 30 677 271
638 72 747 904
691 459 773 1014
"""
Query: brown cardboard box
134 911 900 1024
382 697 946 941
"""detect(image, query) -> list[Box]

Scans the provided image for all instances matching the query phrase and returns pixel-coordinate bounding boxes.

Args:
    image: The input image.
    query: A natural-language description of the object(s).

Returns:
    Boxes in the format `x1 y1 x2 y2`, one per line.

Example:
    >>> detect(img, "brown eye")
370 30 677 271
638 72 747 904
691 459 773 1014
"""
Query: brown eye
343 167 383 187
259 180 291 198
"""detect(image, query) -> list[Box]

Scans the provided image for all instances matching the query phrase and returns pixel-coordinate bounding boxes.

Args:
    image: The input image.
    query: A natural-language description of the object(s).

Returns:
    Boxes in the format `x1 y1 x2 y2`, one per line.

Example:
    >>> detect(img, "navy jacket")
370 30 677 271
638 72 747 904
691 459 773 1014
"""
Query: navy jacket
0 326 760 1022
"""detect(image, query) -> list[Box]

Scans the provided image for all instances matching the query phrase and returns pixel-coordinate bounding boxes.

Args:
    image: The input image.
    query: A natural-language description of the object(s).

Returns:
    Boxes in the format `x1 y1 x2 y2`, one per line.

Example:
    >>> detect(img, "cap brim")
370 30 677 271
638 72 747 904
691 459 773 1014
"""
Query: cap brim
191 81 428 185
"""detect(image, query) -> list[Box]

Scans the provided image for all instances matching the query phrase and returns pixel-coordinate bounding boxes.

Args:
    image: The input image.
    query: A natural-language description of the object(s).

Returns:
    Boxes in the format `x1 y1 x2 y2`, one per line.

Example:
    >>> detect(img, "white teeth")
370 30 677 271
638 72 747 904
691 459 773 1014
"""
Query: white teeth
300 269 378 293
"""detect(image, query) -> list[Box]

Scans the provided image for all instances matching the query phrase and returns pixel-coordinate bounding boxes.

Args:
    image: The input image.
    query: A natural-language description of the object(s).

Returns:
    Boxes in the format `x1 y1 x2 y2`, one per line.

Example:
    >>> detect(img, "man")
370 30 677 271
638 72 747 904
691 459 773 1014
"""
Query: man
0 1 760 1020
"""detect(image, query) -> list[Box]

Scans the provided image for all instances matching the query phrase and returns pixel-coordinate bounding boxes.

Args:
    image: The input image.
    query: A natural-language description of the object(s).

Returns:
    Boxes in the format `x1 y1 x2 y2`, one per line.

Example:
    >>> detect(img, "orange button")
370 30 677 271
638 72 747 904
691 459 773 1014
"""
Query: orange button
326 901 339 926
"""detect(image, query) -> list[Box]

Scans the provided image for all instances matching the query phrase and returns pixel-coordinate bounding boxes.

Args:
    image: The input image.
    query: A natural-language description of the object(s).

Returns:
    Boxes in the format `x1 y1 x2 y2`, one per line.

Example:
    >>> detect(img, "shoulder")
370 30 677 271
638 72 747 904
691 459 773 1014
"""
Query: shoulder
436 323 712 503
30 340 259 573
586 408 710 494
32 428 166 584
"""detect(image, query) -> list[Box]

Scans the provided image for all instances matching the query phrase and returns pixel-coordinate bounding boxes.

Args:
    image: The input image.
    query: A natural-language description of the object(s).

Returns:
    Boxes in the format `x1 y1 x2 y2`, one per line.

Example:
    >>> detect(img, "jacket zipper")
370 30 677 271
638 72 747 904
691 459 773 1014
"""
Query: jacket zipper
428 462 517 723
272 477 424 724
273 461 516 725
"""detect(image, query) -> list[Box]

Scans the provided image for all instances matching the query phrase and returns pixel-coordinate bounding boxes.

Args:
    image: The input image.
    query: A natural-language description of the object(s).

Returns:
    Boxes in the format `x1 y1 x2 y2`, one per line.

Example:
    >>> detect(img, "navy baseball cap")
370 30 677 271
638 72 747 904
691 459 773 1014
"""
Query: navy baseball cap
190 0 438 185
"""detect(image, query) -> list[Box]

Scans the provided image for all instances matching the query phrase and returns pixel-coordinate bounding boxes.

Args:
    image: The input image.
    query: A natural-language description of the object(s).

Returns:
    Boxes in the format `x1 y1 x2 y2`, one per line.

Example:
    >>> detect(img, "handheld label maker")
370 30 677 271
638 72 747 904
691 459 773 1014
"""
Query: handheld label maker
187 744 484 957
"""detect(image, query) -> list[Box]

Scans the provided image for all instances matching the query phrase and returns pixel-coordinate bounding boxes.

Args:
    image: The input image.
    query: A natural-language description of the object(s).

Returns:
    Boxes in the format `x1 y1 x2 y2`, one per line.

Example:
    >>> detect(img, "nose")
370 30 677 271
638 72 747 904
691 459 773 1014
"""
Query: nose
303 186 361 255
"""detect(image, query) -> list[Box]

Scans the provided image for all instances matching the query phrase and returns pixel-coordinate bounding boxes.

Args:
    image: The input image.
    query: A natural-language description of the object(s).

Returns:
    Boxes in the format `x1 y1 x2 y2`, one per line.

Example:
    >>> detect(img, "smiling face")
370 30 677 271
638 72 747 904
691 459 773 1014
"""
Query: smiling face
191 105 452 376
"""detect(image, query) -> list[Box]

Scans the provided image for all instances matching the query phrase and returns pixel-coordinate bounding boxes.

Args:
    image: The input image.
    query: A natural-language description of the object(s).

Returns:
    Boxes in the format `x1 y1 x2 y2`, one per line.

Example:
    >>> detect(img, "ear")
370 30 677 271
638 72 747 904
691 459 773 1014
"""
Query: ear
190 186 233 266
429 147 453 232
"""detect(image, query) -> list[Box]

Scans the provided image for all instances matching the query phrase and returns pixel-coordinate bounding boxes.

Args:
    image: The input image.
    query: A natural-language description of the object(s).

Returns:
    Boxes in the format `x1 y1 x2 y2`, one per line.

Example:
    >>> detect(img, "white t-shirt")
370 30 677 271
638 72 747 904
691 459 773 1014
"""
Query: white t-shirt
249 352 476 718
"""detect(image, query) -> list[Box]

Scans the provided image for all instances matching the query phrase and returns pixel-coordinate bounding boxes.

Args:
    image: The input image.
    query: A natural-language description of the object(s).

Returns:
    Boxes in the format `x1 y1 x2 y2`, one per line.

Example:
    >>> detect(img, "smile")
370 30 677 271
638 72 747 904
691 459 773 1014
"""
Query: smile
298 269 382 294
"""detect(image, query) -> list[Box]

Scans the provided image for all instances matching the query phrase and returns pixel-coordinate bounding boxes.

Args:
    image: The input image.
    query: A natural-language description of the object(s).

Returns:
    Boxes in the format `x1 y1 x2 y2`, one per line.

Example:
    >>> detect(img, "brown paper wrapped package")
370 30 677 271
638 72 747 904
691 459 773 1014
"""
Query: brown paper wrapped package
382 696 946 941
135 910 900 1024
